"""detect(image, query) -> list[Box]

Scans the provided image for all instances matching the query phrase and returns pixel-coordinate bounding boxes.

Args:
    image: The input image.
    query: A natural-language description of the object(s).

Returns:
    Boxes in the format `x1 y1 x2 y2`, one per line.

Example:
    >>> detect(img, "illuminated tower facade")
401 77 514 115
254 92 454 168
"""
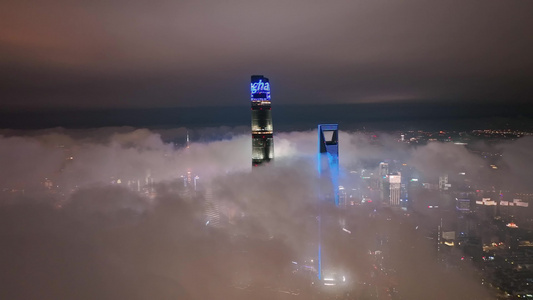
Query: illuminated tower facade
379 162 389 201
389 173 401 206
318 124 340 206
251 75 274 166
317 124 339 281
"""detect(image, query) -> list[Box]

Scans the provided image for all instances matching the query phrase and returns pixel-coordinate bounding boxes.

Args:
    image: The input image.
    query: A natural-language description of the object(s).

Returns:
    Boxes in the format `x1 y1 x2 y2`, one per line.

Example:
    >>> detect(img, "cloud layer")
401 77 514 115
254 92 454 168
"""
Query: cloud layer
1 127 531 299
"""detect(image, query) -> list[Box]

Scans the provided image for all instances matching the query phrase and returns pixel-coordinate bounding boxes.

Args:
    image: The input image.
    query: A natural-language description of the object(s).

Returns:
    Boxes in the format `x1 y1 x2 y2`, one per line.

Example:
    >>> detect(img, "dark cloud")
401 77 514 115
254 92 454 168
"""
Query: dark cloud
1 0 532 110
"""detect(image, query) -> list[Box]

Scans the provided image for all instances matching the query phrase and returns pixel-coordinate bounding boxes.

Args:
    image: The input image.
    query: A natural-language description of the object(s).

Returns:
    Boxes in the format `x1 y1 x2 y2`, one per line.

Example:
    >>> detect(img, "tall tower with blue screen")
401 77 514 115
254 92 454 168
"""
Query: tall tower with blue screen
251 75 274 166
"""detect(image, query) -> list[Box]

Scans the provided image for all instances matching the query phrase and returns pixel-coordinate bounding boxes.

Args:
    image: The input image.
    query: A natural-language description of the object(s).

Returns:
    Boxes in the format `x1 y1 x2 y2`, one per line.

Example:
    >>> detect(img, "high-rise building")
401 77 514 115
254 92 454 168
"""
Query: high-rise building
317 124 339 281
318 124 340 206
251 75 274 166
389 173 401 206
439 174 449 190
379 162 389 203
379 162 389 178
204 185 221 227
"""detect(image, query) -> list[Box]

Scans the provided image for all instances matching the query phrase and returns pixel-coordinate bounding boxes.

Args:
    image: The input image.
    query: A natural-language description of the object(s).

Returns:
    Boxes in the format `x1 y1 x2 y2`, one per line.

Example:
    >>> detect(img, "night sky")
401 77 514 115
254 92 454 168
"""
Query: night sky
1 0 532 126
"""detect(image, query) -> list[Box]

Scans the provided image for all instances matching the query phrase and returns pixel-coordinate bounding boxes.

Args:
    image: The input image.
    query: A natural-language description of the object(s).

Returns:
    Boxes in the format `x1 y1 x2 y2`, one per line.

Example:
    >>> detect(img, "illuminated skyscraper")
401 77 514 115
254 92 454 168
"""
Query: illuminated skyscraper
379 162 389 202
379 162 389 178
389 173 401 206
318 124 340 206
439 174 449 190
317 124 339 281
251 75 274 166
204 185 220 227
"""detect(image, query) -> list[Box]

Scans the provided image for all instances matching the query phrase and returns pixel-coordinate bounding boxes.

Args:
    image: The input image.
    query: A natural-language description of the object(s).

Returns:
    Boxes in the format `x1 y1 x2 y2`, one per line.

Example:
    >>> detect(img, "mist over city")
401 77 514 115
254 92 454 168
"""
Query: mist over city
0 125 532 299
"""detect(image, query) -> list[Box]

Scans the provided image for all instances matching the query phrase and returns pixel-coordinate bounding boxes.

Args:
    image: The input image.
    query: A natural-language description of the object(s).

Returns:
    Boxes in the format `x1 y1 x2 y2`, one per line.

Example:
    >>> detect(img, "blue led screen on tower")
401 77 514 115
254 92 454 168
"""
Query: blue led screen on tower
251 76 271 101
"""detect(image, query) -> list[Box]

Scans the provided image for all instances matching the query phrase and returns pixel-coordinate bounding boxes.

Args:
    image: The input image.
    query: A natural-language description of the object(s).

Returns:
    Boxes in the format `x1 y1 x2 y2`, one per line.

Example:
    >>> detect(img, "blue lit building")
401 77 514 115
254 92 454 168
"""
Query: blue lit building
251 75 274 166
318 124 340 206
317 124 340 280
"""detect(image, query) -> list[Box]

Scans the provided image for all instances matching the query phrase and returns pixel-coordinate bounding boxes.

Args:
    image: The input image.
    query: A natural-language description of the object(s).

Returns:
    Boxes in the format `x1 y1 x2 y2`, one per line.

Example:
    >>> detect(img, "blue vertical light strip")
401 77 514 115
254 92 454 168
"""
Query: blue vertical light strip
317 126 322 280
317 124 339 280
328 152 340 206
318 215 322 280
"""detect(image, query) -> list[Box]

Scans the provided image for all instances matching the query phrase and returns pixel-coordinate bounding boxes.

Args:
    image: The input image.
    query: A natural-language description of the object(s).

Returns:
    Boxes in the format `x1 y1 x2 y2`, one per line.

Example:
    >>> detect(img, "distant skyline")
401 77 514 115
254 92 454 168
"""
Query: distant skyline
1 0 532 113
1 102 532 131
